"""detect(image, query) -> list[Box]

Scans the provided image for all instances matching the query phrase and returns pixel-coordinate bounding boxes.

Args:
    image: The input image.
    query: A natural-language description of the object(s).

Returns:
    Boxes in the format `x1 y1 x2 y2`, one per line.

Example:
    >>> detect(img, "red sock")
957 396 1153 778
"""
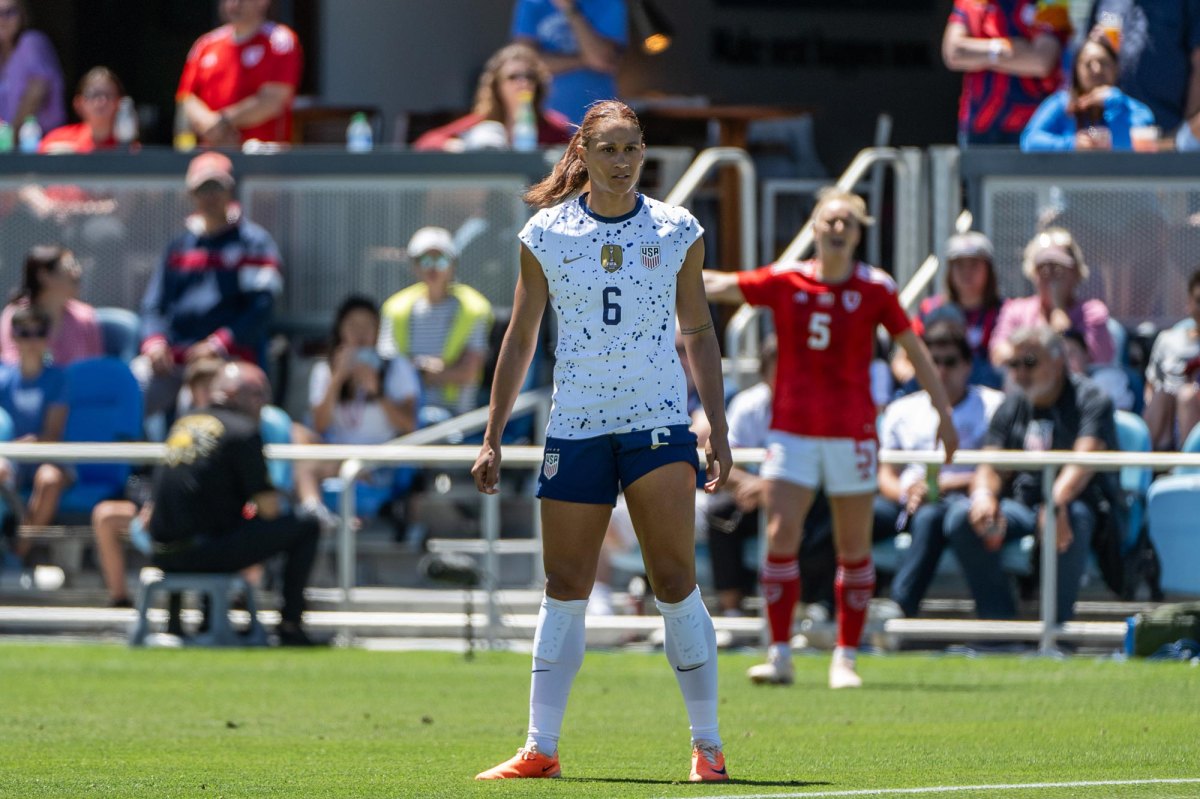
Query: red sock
835 557 876 649
761 555 800 645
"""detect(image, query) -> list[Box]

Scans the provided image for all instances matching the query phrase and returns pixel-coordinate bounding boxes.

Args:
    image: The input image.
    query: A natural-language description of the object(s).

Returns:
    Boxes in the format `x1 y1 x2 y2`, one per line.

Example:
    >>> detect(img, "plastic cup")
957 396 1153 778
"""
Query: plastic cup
1131 125 1160 153
1098 11 1123 50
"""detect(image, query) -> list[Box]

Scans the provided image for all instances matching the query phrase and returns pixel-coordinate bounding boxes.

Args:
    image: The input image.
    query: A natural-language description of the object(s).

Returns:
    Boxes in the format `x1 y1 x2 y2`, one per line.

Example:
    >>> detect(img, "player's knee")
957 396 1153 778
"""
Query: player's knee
543 572 592 601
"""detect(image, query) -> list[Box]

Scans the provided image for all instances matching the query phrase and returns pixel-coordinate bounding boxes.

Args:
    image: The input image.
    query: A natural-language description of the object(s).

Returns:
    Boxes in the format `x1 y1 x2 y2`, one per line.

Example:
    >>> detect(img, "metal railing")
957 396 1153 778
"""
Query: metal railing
663 146 758 271
1 439 1191 653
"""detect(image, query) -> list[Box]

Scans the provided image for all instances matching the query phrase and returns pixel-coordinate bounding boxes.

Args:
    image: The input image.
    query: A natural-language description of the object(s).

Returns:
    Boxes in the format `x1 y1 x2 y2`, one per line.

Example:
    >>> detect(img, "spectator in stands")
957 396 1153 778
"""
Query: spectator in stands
510 0 626 125
37 67 126 154
177 0 302 146
894 232 1006 391
990 228 1114 370
134 152 283 430
942 0 1070 146
1062 328 1135 411
1143 270 1200 450
876 320 1004 618
1087 0 1200 150
705 337 776 616
293 295 419 522
148 361 321 646
0 306 71 561
413 43 573 152
0 0 64 133
1021 27 1155 152
378 227 492 423
948 325 1115 623
0 245 100 366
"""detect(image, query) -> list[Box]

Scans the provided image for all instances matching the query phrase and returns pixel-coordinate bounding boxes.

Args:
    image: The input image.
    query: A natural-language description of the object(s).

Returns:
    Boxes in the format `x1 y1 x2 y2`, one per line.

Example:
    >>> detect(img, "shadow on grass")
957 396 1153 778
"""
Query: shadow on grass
562 777 832 787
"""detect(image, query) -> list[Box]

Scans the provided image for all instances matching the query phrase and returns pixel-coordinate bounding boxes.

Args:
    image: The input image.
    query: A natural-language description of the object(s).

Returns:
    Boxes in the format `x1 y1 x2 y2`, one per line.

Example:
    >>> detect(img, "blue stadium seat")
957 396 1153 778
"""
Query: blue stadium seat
259 404 293 492
1175 423 1200 476
1114 409 1152 553
1146 474 1200 596
1104 317 1129 368
56 358 143 517
94 307 141 363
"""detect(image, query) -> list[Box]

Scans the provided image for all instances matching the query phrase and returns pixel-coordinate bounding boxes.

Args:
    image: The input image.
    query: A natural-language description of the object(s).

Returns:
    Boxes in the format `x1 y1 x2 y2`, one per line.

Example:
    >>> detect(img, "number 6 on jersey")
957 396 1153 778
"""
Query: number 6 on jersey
603 286 622 325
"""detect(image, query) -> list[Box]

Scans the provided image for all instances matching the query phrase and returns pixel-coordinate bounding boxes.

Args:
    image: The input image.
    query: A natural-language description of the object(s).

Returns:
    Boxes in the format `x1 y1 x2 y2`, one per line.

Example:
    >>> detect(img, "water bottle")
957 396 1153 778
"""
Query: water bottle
511 90 537 152
346 112 373 153
18 116 41 153
114 97 138 145
0 120 12 153
173 102 196 152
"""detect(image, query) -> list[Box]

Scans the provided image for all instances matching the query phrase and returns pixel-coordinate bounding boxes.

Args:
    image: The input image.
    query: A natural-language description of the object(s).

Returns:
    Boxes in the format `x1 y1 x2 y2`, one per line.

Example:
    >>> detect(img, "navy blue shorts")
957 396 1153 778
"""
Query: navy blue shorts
536 424 700 506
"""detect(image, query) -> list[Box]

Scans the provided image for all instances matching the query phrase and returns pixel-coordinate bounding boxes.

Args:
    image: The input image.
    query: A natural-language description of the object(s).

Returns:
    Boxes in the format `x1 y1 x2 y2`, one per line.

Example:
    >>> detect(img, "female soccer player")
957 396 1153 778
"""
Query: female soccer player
471 100 733 783
704 188 958 689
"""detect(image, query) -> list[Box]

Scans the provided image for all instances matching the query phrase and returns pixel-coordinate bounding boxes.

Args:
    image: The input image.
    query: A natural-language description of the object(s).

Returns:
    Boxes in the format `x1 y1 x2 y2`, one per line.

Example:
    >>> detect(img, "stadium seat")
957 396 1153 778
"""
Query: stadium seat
55 358 143 517
1104 317 1129 368
1146 474 1200 596
1114 409 1152 553
129 570 268 647
1174 423 1200 476
94 307 141 363
259 404 293 492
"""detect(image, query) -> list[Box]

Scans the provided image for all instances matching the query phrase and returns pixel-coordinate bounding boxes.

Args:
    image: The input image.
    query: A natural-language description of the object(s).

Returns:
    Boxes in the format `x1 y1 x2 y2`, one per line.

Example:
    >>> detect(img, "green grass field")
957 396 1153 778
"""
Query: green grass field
1 644 1198 799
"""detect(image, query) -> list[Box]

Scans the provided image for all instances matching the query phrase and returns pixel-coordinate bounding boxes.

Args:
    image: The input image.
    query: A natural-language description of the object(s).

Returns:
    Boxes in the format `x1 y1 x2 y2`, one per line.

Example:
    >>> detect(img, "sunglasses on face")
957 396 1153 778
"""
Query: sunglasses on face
1035 260 1074 275
1006 354 1040 371
503 72 537 83
417 253 452 270
13 327 48 340
81 90 117 102
931 355 963 369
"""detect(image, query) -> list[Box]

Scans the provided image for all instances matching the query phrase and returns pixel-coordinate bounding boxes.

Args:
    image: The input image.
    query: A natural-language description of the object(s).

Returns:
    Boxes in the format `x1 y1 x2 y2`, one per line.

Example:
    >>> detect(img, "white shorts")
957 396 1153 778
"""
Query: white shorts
760 431 878 495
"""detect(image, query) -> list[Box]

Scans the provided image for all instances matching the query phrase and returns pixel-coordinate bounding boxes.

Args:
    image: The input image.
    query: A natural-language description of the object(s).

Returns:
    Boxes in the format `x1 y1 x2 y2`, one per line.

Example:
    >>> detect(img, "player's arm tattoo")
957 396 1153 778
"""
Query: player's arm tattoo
680 321 714 335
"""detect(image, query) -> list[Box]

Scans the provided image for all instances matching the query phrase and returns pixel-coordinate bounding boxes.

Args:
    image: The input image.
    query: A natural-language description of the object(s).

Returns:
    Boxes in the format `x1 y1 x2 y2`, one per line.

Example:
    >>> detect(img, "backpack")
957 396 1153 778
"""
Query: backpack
1092 475 1163 601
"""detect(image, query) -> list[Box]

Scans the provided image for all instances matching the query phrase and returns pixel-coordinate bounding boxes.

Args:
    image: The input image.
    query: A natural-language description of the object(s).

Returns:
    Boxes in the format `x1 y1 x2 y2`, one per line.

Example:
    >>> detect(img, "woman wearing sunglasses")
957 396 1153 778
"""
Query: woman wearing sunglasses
413 43 572 152
990 227 1114 371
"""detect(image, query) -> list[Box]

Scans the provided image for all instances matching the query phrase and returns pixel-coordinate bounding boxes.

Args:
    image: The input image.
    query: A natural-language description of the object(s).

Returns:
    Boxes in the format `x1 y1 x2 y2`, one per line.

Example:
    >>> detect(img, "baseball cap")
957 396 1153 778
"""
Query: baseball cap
185 151 236 191
407 226 458 260
945 231 994 263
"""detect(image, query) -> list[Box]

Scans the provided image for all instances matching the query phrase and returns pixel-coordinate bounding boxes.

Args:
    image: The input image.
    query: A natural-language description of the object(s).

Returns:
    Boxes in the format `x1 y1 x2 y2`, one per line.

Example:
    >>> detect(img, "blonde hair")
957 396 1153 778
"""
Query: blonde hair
1022 227 1089 281
471 43 551 122
811 187 874 227
523 100 643 209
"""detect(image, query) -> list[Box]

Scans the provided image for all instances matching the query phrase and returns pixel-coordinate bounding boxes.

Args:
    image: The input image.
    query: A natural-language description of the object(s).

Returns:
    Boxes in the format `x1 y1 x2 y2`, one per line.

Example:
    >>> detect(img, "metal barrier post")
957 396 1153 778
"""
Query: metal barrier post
1039 464 1059 654
337 458 364 610
481 489 503 648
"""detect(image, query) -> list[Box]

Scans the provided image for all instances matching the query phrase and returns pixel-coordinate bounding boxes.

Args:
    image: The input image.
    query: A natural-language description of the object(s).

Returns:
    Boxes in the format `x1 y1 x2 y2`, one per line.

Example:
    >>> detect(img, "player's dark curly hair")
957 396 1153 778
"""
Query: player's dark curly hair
523 100 643 209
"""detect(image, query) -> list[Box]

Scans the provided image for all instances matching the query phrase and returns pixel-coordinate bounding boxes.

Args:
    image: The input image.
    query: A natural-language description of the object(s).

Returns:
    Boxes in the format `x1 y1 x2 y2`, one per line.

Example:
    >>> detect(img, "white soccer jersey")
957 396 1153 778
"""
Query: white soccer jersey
519 193 704 439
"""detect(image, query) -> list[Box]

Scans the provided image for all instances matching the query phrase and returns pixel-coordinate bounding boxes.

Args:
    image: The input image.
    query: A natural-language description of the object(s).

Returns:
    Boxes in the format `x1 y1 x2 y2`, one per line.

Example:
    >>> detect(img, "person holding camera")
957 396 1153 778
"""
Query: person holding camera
378 227 493 425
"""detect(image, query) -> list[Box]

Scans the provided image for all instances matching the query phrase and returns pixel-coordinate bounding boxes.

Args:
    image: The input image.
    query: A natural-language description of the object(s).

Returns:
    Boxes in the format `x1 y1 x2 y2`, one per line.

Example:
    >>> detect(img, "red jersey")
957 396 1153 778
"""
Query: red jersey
738 261 910 440
177 22 302 143
38 123 117 154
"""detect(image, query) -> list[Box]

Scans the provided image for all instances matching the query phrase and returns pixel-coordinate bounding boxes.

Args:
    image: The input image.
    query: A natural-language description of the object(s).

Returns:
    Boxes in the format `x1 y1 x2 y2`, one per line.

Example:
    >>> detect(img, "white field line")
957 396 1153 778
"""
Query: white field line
664 777 1200 799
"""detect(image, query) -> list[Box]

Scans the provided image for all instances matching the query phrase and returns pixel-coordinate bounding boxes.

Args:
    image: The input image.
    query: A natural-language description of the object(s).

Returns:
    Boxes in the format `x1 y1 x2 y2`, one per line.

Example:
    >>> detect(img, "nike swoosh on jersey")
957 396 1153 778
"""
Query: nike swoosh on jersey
562 255 587 264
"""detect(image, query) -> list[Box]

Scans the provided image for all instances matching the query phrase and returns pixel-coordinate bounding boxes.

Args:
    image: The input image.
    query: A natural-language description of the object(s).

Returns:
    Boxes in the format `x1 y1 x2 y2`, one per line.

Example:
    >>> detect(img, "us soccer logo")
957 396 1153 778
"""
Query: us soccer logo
543 452 559 479
640 244 661 270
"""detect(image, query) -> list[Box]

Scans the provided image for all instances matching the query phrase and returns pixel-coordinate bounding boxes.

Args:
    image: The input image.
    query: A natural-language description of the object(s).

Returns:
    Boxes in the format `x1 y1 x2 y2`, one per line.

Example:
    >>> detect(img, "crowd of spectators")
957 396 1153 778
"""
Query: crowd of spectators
1 0 1198 643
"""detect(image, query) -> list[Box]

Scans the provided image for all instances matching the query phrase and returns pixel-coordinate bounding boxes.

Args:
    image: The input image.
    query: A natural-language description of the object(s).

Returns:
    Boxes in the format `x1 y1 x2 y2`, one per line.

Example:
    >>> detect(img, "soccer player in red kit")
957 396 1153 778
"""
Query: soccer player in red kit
704 188 958 688
177 0 302 146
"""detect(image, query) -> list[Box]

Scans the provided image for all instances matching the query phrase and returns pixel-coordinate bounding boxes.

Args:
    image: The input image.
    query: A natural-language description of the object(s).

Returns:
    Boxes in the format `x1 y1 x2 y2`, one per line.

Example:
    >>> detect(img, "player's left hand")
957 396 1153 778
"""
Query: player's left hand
703 432 732 493
936 412 959 465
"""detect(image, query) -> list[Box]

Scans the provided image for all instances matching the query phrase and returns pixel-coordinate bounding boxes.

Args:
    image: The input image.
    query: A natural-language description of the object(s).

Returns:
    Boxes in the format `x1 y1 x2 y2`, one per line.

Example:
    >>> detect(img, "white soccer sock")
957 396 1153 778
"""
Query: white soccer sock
526 594 588 754
656 586 721 746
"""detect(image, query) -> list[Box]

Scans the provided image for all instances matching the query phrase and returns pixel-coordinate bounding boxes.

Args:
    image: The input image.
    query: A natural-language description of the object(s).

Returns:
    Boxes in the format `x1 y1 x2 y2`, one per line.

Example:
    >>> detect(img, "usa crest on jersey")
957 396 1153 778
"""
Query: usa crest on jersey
641 244 661 270
543 452 560 479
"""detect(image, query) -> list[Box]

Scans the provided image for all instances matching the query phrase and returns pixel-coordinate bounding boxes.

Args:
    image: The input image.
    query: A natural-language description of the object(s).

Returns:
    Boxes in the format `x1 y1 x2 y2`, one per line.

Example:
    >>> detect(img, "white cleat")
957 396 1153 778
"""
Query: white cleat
829 652 863 690
747 646 794 685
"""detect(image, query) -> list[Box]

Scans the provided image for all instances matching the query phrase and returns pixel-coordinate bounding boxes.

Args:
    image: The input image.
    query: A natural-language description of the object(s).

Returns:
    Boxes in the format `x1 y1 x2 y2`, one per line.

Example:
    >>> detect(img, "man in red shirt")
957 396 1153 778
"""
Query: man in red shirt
705 189 957 690
177 0 302 146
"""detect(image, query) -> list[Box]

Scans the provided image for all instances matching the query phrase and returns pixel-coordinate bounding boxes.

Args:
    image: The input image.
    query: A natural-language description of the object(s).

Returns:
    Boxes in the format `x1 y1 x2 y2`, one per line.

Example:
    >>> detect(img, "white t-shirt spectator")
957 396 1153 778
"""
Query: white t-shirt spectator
307 357 420 445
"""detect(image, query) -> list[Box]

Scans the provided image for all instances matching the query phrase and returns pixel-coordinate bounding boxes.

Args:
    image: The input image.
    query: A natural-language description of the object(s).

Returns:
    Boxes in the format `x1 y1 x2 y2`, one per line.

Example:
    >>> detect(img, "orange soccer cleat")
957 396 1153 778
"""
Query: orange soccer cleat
474 745 561 780
690 741 729 783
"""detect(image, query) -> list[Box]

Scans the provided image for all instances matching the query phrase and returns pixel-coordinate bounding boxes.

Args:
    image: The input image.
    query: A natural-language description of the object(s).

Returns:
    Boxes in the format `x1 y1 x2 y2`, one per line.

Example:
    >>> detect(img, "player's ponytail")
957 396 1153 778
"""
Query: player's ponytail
523 100 643 209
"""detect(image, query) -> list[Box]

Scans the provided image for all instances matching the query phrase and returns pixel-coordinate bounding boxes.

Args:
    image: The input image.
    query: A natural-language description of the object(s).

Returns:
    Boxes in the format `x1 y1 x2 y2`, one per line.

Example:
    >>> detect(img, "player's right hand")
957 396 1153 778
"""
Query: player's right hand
471 443 501 495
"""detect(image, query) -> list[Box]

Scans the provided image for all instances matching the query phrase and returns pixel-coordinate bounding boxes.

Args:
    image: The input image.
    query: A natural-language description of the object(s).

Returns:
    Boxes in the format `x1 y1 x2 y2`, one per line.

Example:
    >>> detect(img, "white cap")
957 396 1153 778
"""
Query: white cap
406 226 458 260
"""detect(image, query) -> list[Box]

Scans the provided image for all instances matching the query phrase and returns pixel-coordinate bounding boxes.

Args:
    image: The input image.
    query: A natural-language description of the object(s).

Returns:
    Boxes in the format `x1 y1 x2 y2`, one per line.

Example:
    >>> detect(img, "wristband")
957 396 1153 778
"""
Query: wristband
987 39 1004 64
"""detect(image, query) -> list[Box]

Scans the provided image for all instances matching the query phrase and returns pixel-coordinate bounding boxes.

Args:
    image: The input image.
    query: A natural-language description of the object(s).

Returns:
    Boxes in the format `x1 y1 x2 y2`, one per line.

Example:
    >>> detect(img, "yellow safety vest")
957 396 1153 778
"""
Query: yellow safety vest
381 282 493 404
